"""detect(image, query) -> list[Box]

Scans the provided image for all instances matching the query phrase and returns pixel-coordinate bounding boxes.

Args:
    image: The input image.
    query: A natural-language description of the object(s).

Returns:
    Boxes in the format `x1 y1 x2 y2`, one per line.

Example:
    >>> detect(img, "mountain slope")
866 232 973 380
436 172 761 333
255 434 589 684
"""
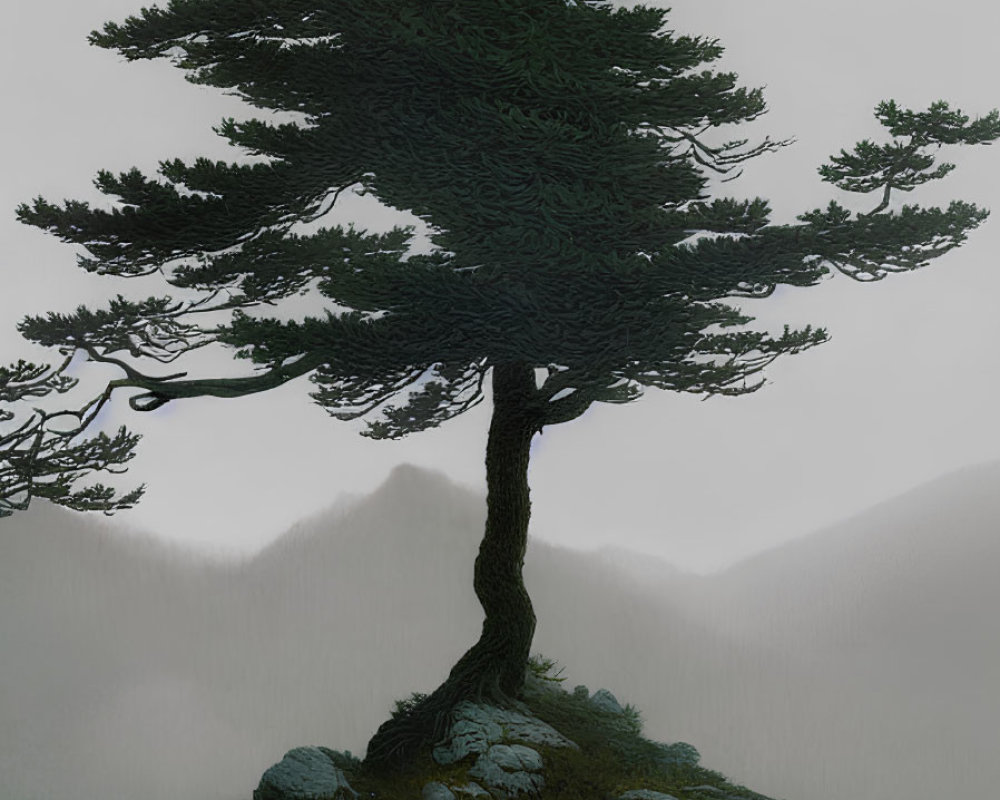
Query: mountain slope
2 461 998 800
611 460 1000 800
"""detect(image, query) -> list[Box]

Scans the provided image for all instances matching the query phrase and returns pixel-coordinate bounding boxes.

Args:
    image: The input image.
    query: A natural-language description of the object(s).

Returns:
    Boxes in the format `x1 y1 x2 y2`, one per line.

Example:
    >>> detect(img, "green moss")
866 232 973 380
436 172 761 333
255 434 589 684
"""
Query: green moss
337 654 779 800
345 745 478 798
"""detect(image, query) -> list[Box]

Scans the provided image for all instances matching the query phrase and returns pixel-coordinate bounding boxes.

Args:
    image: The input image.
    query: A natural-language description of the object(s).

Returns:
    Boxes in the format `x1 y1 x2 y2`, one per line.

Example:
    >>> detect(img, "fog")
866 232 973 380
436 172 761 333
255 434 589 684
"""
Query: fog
2 462 997 800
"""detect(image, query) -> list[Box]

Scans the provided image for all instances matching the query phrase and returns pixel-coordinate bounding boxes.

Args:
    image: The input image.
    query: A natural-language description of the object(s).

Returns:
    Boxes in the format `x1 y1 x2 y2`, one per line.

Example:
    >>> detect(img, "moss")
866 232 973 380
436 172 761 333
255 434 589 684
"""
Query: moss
337 654 779 800
346 745 479 798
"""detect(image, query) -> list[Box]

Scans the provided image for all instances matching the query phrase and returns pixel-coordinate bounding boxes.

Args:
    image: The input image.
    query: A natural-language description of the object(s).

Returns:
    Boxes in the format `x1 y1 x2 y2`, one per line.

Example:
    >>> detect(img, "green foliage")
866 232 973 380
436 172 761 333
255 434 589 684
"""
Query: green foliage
820 138 957 194
877 98 1000 144
0 357 144 517
818 99 1000 217
527 653 568 684
522 656 663 775
0 359 77 408
390 691 430 722
0 420 144 518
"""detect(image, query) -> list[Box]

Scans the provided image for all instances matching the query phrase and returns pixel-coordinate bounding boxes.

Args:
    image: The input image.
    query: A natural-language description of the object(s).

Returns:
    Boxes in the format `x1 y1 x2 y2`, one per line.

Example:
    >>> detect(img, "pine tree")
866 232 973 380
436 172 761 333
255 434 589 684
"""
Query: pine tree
0 357 142 516
4 0 999 773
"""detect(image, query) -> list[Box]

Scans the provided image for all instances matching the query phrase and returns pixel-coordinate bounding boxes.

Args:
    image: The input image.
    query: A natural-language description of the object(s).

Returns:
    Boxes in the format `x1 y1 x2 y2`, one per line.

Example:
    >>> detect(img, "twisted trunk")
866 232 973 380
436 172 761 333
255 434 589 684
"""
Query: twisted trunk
363 362 541 774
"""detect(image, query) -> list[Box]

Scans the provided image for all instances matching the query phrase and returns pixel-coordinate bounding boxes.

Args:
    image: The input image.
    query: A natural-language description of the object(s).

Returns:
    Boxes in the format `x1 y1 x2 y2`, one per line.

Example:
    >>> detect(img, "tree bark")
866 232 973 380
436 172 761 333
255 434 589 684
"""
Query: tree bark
363 362 541 774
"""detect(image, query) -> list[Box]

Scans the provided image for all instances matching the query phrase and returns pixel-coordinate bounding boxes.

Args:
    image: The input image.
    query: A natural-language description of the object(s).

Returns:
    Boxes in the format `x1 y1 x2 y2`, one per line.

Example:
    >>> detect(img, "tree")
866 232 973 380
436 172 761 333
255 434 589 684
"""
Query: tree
1 357 143 516
3 0 999 776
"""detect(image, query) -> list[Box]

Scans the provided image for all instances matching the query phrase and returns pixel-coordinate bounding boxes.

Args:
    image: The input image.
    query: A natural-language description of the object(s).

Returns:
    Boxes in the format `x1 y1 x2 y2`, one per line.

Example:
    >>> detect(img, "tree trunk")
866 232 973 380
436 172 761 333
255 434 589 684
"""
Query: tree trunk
363 362 541 774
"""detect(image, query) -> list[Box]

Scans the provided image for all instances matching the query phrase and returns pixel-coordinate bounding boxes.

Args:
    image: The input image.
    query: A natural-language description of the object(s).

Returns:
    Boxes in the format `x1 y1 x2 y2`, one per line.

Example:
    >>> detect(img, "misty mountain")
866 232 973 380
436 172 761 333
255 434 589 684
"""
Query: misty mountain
601 461 1000 800
1 462 997 800
705 460 1000 652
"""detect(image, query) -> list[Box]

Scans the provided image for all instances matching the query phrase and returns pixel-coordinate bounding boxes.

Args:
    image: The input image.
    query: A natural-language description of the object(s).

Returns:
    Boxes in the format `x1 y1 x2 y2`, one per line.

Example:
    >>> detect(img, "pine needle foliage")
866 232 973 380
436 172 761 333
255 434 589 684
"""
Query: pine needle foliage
3 1 998 527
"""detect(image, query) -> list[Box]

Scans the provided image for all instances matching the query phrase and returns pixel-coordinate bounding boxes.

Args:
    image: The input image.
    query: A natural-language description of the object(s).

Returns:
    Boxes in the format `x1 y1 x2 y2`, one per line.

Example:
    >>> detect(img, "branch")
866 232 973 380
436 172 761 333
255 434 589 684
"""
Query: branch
532 366 641 429
539 387 595 427
662 127 793 179
0 353 77 407
2 342 328 515
2 360 144 516
358 360 490 440
863 179 894 217
294 176 365 225
320 366 428 421
110 350 329 411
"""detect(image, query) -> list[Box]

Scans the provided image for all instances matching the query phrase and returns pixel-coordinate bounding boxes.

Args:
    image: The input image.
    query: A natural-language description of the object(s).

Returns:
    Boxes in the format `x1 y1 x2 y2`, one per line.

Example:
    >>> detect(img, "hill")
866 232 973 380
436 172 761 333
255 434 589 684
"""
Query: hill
1 462 998 800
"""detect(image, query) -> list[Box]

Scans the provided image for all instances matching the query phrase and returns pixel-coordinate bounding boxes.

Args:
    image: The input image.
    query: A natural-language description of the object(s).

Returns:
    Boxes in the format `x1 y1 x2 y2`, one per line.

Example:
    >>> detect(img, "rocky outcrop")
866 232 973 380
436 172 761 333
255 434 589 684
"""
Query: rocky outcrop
253 747 358 800
252 677 711 800
586 687 626 715
428 700 578 797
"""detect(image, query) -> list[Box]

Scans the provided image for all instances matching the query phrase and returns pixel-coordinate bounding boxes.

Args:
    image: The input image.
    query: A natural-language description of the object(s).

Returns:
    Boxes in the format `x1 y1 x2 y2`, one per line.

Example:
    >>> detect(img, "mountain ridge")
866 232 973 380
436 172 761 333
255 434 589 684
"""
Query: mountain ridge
2 460 998 800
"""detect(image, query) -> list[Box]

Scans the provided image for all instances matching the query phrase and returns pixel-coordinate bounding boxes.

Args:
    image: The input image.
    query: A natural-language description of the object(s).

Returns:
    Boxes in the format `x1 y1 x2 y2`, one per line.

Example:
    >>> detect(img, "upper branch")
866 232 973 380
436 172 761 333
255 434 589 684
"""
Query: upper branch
819 99 1000 217
101 351 329 412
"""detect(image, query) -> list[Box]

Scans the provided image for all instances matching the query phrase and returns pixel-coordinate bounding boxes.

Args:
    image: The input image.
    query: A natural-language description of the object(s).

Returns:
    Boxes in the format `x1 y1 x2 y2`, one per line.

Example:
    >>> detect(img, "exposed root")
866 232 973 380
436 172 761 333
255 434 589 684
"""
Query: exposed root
362 643 530 775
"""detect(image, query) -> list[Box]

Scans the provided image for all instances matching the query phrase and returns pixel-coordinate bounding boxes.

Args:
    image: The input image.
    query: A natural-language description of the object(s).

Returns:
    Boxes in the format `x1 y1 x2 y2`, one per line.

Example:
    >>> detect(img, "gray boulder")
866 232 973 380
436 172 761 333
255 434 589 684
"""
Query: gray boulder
466 742 546 796
424 700 579 798
449 782 492 798
432 700 580 766
253 747 358 800
254 678 720 800
588 688 626 715
422 781 455 800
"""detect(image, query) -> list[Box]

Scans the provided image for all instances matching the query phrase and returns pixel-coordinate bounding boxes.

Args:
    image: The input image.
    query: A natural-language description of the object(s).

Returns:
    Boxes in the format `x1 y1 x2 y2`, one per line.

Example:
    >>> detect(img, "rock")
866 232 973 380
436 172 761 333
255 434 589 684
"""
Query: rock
588 688 625 715
561 679 627 715
432 701 579 766
422 781 455 800
429 700 578 797
255 665 768 800
448 782 492 798
420 781 493 799
467 743 546 796
253 746 358 800
316 748 362 772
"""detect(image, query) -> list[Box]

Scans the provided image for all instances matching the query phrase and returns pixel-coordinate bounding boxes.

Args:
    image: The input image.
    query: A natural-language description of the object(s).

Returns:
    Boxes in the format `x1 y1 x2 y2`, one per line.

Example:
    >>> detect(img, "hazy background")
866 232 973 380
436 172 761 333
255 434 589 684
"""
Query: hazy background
2 0 1000 571
3 4 999 799
2 463 997 800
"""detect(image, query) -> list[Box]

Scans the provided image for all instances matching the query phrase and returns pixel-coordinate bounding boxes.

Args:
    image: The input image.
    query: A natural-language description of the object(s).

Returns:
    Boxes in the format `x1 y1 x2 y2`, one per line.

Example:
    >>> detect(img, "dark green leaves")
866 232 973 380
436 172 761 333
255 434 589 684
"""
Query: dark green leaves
798 199 989 281
820 138 955 194
0 359 77 409
876 99 1000 145
18 295 210 360
7 2 1000 504
1 356 143 517
819 100 1000 214
1 425 144 518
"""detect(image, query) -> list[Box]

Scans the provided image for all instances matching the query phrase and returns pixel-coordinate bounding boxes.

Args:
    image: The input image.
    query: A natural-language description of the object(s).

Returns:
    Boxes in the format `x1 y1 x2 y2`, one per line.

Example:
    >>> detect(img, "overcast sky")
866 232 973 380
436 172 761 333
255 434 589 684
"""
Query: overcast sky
3 0 1000 573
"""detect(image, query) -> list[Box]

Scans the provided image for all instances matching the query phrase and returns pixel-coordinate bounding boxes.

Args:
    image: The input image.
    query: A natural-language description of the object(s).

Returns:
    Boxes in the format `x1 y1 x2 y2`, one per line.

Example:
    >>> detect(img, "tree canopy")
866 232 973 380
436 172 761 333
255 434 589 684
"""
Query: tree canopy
2 1 998 511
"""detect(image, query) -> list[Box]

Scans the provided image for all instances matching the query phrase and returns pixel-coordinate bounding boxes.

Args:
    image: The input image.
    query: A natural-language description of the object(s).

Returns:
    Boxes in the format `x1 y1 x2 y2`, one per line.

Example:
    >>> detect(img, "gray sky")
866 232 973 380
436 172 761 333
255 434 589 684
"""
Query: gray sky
3 0 1000 573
